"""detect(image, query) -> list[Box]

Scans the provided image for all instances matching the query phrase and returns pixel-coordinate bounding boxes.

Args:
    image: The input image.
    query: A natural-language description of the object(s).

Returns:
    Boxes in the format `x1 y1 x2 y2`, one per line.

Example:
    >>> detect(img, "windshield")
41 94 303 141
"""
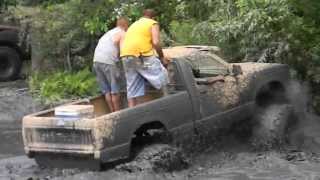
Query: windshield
184 51 230 78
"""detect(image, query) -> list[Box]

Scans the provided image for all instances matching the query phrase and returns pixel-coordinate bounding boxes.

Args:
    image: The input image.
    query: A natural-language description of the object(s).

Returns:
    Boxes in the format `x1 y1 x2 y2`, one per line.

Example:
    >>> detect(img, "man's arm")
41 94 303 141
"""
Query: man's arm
151 24 167 65
113 31 125 56
113 32 121 47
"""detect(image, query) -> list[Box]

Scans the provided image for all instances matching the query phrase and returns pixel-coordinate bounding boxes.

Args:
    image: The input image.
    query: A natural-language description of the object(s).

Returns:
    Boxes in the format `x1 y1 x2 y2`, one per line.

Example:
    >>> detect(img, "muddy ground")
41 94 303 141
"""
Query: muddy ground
2 81 320 180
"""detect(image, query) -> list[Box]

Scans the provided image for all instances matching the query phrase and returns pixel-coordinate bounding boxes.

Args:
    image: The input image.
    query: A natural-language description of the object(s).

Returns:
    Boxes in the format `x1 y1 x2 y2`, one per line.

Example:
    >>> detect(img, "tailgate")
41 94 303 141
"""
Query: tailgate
23 115 96 154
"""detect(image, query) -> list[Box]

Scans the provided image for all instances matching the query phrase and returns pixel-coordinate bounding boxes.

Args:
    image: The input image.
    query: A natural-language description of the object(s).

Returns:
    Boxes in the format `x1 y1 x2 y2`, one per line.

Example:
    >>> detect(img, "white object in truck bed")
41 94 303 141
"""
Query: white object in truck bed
55 105 94 118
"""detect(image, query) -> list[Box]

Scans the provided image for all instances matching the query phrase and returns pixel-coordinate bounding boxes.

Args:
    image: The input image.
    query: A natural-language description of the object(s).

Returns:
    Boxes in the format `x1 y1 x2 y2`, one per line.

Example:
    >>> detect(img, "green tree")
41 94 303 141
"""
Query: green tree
0 0 17 12
7 0 320 111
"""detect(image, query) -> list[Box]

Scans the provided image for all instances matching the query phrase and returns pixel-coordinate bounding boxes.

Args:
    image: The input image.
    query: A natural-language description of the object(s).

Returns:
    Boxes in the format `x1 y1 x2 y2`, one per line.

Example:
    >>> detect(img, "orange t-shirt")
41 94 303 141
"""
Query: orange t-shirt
120 17 158 57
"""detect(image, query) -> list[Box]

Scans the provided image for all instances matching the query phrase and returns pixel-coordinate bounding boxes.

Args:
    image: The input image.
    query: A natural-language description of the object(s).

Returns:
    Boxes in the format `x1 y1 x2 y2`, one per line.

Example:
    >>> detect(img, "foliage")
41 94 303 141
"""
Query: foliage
170 20 199 46
12 0 180 71
19 0 68 6
13 0 180 102
181 0 320 112
0 0 17 12
29 68 99 104
6 0 320 111
291 0 320 25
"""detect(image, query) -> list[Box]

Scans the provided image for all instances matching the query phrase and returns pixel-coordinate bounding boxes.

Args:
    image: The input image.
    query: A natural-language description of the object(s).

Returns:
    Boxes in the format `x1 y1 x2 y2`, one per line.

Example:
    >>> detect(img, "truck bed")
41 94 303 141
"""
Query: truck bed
34 90 165 119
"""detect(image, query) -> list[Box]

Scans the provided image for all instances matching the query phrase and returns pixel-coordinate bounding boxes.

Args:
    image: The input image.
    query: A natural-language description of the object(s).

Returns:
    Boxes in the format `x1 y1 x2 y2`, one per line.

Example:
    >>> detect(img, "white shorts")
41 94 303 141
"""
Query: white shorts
122 56 168 98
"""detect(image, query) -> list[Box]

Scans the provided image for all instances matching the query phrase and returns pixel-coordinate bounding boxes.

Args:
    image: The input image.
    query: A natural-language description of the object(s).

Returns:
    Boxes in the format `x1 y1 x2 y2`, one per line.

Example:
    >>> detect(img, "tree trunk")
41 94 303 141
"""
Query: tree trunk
30 29 44 72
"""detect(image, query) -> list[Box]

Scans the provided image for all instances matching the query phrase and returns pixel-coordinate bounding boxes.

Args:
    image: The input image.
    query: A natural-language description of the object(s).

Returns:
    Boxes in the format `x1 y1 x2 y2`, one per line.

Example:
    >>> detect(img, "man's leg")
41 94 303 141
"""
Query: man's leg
126 76 145 107
127 97 138 108
138 56 169 91
111 93 121 111
108 64 122 112
94 62 115 112
105 93 115 112
123 57 145 108
126 73 145 107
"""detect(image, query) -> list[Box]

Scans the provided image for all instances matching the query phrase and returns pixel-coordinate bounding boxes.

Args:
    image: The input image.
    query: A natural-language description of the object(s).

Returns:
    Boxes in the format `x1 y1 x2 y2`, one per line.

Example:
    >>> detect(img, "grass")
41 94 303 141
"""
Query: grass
29 68 99 104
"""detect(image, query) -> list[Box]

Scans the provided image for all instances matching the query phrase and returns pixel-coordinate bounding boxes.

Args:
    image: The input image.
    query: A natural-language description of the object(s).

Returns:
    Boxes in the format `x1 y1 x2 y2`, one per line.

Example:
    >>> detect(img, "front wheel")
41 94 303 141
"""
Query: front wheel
252 104 293 147
0 46 22 81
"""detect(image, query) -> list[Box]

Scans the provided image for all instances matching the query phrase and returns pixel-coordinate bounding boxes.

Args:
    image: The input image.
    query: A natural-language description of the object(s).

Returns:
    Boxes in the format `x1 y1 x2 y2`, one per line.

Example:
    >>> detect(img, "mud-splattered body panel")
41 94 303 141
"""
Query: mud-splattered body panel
22 46 290 165
198 63 289 115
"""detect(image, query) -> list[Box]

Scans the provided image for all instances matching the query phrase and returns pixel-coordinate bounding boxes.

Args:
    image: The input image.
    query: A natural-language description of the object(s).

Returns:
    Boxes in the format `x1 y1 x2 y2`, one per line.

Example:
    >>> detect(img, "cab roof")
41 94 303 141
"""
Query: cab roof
163 46 221 59
164 46 232 76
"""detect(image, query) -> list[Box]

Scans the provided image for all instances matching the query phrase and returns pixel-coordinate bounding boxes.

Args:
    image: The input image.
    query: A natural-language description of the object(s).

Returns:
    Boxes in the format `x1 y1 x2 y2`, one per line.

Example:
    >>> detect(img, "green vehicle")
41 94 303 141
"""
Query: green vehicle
0 25 30 81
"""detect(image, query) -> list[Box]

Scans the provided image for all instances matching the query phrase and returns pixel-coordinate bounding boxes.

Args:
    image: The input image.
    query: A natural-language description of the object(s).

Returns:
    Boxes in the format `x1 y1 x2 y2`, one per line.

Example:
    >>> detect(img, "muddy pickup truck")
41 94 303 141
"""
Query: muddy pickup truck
22 46 291 169
0 25 30 81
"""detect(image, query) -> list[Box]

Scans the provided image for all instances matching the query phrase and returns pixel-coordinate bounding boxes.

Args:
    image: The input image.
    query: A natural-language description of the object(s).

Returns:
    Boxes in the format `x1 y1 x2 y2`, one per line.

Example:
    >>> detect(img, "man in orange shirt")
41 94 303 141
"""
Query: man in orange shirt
120 9 168 107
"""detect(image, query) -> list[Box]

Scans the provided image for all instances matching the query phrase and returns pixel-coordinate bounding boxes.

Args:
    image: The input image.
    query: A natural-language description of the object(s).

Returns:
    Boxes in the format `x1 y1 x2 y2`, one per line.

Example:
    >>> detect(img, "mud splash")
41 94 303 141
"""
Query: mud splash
3 142 320 180
0 156 83 180
115 144 189 173
286 81 320 153
48 135 320 180
251 104 293 148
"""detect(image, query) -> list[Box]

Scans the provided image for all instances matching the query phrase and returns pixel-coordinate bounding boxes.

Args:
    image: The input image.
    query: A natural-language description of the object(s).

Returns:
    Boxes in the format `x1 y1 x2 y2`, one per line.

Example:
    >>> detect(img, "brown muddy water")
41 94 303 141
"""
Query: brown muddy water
1 81 320 180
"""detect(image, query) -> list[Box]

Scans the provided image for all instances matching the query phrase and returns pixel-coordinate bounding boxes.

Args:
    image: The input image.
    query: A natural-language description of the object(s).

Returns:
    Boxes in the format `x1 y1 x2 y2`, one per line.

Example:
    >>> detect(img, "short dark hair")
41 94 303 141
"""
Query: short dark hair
117 17 128 24
143 9 157 18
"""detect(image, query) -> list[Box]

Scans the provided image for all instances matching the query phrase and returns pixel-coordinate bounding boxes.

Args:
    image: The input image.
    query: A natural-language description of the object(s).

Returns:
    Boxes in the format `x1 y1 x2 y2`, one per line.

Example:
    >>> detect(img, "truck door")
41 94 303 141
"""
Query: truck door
185 52 232 117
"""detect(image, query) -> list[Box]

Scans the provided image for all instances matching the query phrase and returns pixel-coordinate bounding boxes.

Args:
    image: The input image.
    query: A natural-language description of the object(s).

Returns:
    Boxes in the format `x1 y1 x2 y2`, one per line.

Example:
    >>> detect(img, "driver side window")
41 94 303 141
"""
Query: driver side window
186 53 228 85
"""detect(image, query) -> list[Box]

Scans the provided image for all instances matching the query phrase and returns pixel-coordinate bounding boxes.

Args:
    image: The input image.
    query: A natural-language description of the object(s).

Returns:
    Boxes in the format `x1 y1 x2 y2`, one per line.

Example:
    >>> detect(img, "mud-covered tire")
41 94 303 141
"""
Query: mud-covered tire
252 104 293 147
116 144 189 173
0 46 22 81
34 154 101 171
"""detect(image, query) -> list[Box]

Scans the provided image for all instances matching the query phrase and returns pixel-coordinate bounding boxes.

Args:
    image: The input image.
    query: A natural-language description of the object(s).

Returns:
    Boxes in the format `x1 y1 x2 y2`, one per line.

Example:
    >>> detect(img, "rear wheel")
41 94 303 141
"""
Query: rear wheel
0 46 22 81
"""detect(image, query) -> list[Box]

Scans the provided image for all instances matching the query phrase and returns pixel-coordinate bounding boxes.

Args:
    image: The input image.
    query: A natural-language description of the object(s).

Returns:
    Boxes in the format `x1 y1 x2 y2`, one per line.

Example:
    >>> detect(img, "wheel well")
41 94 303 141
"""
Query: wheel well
134 121 166 136
130 121 168 152
256 81 288 107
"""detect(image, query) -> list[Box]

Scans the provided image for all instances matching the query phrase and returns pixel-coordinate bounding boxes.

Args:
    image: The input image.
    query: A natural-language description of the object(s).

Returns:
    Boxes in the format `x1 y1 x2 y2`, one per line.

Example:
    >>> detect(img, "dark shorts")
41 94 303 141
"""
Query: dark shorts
93 62 120 94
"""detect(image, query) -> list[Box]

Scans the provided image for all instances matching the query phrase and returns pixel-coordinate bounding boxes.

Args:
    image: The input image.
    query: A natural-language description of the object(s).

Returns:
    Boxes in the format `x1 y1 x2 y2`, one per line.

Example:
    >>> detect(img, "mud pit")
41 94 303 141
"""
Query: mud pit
0 80 41 160
2 81 320 180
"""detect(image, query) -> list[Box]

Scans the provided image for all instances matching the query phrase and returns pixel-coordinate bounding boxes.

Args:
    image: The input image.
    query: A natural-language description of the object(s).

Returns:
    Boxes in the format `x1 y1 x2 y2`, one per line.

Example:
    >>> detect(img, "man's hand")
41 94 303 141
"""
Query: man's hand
160 56 169 68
